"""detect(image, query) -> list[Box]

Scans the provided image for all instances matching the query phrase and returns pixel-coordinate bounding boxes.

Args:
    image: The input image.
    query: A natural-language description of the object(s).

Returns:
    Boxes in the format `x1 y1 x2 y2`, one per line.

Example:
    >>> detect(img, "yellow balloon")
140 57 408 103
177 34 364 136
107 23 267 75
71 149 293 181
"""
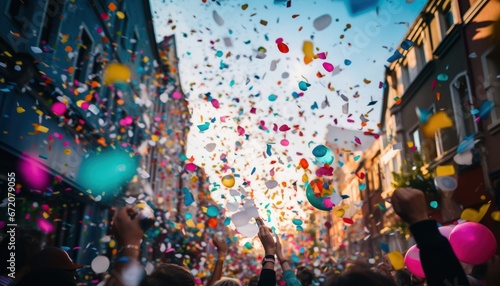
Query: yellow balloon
221 175 235 188
103 63 131 85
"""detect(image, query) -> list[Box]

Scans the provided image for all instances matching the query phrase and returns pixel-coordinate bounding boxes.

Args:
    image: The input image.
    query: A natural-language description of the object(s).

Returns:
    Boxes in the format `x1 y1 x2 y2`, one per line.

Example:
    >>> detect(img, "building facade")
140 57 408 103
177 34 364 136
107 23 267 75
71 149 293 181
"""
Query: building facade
0 0 163 281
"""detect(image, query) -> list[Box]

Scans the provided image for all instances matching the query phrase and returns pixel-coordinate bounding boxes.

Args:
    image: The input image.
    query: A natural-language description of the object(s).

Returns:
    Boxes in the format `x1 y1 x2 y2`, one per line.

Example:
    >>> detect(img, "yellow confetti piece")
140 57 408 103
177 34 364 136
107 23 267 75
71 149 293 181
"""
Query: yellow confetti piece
461 203 490 222
186 220 195 228
436 165 455 177
35 109 43 116
387 251 405 270
36 125 49 133
16 106 25 113
151 135 159 142
422 111 453 138
335 208 345 217
64 149 72 155
109 240 116 248
116 11 126 19
491 211 500 221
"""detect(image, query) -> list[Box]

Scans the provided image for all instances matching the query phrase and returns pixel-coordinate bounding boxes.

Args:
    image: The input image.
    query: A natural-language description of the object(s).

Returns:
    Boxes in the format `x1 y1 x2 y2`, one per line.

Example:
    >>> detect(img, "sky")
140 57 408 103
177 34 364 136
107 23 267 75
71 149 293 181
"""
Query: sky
149 0 426 236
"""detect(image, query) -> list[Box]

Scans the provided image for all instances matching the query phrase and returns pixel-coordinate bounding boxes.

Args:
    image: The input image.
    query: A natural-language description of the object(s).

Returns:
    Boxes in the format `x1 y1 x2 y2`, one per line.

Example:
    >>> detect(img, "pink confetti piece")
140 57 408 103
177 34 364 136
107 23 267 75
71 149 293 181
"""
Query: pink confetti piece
211 99 220 108
279 124 290 131
317 52 327 59
322 62 334 72
186 163 197 172
237 126 245 136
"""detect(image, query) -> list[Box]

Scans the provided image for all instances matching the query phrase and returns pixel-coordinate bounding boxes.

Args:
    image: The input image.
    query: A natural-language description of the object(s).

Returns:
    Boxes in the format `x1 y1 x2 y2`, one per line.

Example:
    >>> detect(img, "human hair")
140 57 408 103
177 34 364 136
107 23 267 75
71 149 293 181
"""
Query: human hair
17 268 77 286
140 263 195 286
296 266 315 286
213 277 242 286
248 275 259 286
325 270 397 286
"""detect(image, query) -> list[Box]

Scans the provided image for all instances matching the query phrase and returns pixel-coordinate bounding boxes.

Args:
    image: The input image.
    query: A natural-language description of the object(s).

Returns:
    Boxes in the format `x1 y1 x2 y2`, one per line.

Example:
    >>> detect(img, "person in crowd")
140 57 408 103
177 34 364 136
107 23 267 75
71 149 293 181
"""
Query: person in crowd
295 265 315 286
275 235 301 286
206 235 228 286
325 269 398 286
140 263 195 286
391 187 470 286
105 205 147 286
16 246 84 286
247 275 259 286
255 217 277 286
212 277 242 286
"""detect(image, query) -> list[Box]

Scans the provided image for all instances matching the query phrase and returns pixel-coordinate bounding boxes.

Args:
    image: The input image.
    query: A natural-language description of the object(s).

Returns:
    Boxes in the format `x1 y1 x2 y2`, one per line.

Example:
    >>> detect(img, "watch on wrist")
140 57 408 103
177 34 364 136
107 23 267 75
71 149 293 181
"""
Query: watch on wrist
261 255 275 266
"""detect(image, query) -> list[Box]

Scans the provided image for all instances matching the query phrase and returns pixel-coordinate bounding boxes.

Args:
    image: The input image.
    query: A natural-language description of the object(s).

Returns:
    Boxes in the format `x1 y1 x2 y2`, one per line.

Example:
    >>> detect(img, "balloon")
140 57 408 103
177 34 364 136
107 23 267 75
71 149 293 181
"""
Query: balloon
404 245 425 278
18 154 50 190
221 175 235 188
438 225 455 239
449 222 497 264
305 179 334 211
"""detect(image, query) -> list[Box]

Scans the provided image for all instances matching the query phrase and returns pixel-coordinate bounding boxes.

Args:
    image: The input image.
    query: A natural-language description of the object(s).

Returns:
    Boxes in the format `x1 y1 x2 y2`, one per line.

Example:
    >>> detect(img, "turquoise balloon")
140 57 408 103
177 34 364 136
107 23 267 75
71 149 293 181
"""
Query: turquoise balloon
306 182 332 211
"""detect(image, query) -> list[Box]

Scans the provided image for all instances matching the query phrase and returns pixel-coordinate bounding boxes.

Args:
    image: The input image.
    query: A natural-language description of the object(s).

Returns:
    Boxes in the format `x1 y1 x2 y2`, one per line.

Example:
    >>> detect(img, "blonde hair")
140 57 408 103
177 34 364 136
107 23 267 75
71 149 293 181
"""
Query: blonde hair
212 277 242 286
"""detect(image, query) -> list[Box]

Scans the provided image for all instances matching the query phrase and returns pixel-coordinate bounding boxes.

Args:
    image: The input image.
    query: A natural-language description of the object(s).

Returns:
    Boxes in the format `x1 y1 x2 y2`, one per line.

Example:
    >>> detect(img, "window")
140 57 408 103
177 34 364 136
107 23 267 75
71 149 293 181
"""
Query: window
407 48 418 83
119 13 129 48
131 31 139 54
409 126 422 153
39 0 65 48
483 47 500 126
450 73 476 140
7 0 31 24
430 13 442 50
441 4 454 33
401 64 410 91
74 28 93 84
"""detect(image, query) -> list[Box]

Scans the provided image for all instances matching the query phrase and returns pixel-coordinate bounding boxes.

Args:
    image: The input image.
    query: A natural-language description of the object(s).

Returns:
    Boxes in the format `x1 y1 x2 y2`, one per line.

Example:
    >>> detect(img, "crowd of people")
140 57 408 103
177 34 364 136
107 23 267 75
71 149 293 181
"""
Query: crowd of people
1 188 500 286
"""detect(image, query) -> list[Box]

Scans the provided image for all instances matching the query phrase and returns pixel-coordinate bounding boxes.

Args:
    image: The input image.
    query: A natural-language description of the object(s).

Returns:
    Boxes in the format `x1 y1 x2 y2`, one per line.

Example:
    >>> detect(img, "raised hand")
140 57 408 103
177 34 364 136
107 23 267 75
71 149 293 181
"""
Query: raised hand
256 217 276 256
391 188 429 225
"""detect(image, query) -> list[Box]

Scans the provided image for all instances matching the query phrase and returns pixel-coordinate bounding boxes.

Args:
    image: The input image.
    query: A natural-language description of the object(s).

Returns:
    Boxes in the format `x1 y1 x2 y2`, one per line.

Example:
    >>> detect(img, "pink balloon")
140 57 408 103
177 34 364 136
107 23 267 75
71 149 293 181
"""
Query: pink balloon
18 154 50 190
449 222 497 264
404 245 425 278
51 102 67 116
438 225 455 239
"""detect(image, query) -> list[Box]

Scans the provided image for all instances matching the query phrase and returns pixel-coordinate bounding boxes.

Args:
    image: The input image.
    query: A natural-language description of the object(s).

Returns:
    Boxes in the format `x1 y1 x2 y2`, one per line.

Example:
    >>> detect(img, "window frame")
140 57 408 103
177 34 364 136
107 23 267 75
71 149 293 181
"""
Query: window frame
73 25 94 85
481 46 500 132
449 71 477 140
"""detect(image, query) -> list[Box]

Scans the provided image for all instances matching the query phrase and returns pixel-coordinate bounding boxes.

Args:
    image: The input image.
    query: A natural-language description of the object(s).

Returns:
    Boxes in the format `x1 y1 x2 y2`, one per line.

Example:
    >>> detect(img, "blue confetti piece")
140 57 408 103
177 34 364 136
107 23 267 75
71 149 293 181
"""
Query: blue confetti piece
437 73 449 81
344 59 352 66
401 39 413 50
298 81 311 91
359 184 366 191
311 102 318 109
266 144 272 156
251 167 256 175
197 122 210 132
387 50 403 63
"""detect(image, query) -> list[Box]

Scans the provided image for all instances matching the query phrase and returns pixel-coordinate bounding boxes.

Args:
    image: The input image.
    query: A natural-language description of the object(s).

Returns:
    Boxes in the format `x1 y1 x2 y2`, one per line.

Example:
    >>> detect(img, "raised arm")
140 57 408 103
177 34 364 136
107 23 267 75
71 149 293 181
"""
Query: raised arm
256 217 276 286
105 206 145 286
206 235 228 286
391 188 470 286
275 234 301 286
